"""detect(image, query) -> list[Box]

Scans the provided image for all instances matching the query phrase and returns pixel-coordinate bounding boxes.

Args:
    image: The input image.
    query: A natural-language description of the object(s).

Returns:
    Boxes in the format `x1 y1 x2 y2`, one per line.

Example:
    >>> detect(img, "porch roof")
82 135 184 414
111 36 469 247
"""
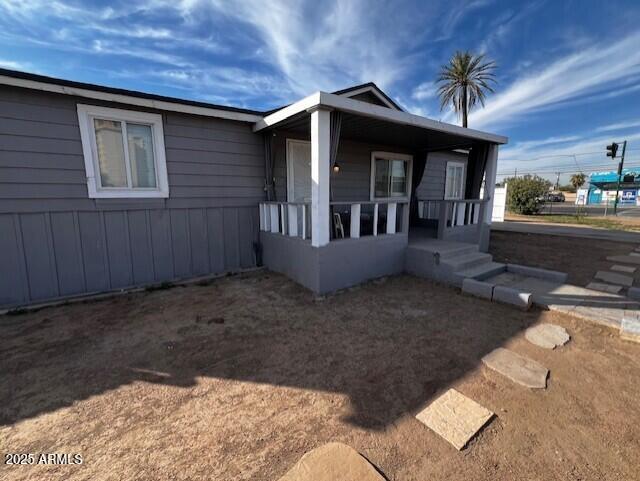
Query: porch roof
253 91 508 151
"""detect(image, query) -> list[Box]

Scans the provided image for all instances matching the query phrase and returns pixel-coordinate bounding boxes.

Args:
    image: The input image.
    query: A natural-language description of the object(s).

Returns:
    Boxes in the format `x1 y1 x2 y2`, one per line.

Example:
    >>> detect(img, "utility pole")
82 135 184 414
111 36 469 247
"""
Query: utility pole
555 172 560 190
613 140 627 216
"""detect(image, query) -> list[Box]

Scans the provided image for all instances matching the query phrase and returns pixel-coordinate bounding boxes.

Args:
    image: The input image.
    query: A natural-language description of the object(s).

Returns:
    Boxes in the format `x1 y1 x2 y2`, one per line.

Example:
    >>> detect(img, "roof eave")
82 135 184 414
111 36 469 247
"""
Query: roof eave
253 91 508 145
0 69 265 123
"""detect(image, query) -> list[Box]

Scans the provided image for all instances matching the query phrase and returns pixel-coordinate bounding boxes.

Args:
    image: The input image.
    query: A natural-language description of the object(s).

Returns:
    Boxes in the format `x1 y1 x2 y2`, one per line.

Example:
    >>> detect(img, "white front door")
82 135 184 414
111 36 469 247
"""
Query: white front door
286 139 312 202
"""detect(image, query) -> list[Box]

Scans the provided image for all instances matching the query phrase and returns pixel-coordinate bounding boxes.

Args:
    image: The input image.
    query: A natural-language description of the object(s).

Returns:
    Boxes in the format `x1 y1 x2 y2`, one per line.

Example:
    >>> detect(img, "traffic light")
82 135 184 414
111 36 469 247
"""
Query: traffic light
607 142 619 158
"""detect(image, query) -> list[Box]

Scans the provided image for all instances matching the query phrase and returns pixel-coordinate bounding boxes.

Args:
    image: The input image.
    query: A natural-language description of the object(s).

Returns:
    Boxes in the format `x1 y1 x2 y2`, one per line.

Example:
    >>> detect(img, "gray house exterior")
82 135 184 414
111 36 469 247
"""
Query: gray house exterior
0 69 507 309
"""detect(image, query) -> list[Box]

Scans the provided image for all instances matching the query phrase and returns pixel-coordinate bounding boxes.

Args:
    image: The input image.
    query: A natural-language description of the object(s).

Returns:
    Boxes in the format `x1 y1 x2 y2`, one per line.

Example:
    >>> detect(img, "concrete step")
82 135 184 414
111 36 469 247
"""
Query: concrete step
444 252 493 272
437 244 479 260
407 242 478 259
456 261 506 281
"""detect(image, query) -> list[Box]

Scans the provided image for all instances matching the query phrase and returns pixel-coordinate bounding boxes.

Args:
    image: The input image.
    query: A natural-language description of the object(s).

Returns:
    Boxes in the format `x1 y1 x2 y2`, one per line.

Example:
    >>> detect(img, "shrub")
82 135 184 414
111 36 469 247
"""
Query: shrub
505 175 552 215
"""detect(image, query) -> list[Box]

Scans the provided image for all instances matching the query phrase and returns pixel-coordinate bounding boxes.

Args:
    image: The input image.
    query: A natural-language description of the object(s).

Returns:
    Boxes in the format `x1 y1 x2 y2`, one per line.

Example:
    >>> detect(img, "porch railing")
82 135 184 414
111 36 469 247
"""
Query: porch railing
418 198 487 242
259 200 408 241
259 202 311 239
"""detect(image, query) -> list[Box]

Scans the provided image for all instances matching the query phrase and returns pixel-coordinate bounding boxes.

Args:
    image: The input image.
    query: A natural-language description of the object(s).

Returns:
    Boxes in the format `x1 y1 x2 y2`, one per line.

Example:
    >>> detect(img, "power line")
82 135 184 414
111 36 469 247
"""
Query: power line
496 161 640 177
499 147 640 163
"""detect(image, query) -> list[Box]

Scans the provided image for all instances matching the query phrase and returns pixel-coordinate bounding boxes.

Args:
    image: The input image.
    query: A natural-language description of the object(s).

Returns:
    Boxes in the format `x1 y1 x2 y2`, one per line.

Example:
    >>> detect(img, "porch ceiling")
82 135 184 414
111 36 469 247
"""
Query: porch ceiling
270 112 486 151
254 91 508 150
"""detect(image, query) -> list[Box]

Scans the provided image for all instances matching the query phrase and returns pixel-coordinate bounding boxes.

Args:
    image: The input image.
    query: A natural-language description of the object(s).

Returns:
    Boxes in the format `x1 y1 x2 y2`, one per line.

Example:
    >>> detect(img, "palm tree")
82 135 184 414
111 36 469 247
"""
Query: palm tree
570 173 586 190
437 51 497 128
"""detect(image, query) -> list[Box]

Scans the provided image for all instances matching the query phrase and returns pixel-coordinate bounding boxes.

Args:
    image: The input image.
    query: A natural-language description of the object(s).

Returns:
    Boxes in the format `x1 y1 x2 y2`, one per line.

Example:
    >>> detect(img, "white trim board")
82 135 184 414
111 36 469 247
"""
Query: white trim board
370 151 413 202
338 85 401 110
0 74 263 123
444 160 467 200
285 138 312 203
77 104 170 199
254 91 508 145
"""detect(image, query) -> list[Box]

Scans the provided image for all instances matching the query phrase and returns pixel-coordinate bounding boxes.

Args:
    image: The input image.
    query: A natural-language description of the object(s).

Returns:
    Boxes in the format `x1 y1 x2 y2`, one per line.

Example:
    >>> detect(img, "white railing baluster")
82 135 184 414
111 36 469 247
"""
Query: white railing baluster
259 204 265 231
302 205 307 240
373 203 379 236
269 204 279 233
265 201 409 240
264 203 269 230
350 203 361 238
386 203 397 234
279 204 286 234
287 204 298 237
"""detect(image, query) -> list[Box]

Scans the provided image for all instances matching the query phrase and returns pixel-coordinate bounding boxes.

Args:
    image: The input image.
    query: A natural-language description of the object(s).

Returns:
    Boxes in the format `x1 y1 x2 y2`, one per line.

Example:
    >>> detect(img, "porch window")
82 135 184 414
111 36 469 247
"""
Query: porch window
370 151 412 200
445 161 465 200
77 104 169 198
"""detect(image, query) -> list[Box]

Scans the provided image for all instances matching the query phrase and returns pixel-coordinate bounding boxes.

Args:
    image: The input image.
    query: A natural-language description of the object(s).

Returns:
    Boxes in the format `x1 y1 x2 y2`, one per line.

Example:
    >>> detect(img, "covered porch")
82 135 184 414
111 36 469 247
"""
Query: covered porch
254 91 507 294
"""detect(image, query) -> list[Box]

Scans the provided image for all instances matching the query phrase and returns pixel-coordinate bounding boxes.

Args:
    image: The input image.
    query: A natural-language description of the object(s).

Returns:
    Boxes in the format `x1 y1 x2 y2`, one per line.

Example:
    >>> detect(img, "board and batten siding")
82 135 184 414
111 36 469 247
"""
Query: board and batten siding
0 85 265 308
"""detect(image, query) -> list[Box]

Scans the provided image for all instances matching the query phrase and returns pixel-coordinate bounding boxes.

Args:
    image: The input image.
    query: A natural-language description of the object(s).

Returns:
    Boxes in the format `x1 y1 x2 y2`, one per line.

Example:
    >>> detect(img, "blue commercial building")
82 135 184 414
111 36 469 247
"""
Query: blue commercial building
586 169 640 205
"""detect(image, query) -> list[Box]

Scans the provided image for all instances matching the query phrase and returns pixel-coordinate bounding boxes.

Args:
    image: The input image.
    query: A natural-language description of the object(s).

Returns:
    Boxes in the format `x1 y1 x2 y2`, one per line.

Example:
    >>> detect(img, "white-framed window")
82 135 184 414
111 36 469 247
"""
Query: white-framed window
77 104 169 198
370 151 413 201
445 161 466 200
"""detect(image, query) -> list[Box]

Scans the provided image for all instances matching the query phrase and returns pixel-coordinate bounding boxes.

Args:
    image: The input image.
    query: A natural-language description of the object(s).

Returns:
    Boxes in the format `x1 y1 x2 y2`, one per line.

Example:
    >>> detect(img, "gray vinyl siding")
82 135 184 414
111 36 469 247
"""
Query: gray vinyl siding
416 151 468 200
272 132 412 202
0 85 265 308
272 132 464 203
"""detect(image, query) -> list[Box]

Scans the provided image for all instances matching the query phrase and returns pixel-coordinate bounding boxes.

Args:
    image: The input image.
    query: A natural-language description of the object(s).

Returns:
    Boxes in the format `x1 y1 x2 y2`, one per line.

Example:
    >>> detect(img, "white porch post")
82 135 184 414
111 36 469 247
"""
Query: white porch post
483 144 499 224
310 107 331 247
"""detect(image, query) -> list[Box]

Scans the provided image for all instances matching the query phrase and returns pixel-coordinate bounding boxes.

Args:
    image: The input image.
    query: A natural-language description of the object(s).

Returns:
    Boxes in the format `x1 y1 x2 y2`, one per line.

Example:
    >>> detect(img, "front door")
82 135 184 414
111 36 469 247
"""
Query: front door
286 139 311 202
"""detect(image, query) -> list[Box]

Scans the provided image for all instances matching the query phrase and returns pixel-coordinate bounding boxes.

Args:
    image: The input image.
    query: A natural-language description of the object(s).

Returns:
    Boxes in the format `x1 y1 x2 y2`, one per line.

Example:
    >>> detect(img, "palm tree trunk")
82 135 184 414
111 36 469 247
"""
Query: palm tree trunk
462 84 468 128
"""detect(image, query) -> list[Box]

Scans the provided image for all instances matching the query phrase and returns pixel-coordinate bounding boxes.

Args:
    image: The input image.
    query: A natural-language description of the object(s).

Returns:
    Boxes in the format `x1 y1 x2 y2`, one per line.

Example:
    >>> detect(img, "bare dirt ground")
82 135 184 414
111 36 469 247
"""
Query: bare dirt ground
2 270 640 481
490 230 639 287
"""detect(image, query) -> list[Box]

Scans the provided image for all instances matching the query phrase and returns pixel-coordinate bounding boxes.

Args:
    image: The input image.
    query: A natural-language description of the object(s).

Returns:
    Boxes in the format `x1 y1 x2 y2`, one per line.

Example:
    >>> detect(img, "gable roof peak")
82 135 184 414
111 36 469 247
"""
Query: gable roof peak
332 82 403 111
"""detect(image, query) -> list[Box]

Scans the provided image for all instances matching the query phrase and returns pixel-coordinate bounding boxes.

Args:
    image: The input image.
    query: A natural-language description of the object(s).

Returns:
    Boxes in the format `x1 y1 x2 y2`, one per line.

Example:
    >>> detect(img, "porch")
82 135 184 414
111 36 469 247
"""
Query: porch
254 91 506 294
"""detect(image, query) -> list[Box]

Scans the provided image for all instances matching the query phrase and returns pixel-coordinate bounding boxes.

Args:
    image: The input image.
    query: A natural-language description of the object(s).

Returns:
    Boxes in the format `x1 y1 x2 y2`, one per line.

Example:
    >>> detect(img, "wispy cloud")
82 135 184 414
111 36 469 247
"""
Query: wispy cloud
595 120 640 133
478 2 543 55
469 31 640 129
412 82 438 101
497 130 640 180
196 0 425 96
0 58 27 70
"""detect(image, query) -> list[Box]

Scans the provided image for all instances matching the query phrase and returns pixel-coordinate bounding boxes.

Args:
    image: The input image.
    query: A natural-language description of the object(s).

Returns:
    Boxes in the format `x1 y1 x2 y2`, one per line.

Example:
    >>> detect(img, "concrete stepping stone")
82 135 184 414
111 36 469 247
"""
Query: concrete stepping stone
482 347 549 389
278 442 385 481
415 389 494 450
587 282 623 294
525 323 571 349
611 264 636 273
620 313 640 343
594 270 634 287
606 255 640 265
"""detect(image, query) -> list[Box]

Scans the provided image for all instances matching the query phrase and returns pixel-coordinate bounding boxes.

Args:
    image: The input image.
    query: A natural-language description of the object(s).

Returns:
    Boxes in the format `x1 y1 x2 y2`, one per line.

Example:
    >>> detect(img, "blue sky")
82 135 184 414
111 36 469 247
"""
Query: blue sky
1 0 640 184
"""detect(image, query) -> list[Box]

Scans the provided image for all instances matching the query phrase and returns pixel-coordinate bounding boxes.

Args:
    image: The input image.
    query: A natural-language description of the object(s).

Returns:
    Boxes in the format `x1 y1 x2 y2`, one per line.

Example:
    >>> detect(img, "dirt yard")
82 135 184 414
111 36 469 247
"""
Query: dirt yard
490 230 639 287
2 271 640 481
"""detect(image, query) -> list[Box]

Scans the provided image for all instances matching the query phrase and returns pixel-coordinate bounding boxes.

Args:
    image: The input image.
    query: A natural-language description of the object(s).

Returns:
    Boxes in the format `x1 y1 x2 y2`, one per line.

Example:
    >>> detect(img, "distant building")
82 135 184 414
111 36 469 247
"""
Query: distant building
583 169 640 205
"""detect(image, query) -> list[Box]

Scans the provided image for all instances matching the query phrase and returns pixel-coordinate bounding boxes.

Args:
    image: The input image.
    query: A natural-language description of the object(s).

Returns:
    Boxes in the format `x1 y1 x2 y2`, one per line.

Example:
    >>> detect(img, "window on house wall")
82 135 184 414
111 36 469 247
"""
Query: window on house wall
77 105 169 198
370 151 412 200
445 161 465 199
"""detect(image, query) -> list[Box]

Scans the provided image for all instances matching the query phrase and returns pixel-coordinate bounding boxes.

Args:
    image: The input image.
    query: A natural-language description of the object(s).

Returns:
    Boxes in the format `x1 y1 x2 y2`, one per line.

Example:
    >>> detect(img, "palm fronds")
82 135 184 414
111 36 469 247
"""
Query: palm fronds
436 50 497 127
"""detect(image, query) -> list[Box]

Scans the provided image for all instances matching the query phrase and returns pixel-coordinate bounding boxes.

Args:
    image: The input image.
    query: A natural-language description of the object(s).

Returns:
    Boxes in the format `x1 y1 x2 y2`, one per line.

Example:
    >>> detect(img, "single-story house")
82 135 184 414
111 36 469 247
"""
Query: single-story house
0 68 507 309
